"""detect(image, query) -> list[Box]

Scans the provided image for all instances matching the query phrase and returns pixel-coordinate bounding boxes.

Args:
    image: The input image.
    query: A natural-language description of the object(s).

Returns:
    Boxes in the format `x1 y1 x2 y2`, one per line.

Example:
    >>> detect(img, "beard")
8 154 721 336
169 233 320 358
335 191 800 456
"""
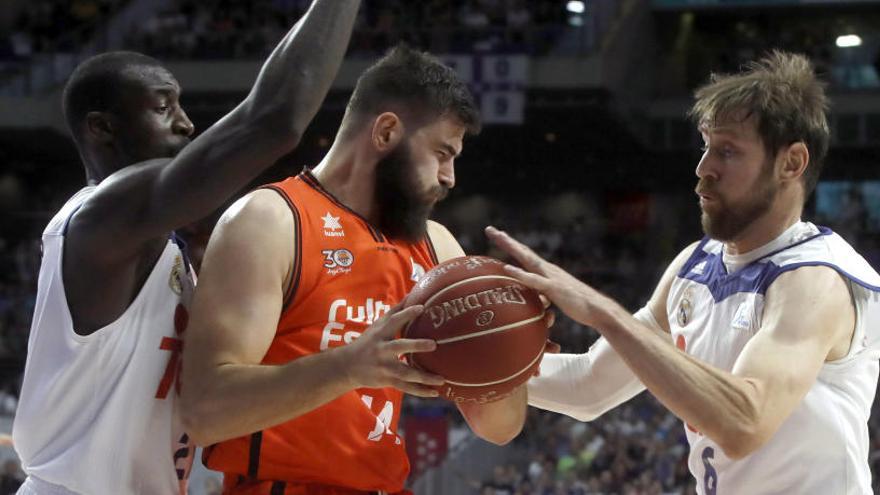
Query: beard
375 140 448 242
697 159 777 241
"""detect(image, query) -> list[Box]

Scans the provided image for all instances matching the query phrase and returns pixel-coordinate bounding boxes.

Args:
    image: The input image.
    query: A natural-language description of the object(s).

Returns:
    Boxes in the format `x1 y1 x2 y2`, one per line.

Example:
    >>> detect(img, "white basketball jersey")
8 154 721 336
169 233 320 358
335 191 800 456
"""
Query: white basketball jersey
12 187 195 494
668 221 880 494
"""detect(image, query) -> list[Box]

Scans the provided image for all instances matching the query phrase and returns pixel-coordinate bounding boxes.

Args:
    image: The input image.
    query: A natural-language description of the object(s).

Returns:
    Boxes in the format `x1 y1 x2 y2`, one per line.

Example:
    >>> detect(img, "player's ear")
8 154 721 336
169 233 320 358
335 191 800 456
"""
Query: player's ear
371 112 404 153
85 111 115 144
780 142 809 182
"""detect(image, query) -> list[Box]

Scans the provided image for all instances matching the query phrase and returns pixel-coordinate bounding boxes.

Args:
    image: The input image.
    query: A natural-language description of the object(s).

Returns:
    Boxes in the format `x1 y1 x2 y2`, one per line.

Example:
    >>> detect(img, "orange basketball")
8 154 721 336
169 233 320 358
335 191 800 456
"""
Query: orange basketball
404 255 548 404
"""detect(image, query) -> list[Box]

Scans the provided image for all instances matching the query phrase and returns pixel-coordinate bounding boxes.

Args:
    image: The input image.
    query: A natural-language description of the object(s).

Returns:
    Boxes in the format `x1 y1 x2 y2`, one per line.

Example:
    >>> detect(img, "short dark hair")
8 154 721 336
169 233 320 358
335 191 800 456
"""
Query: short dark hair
343 45 481 136
690 50 830 199
62 51 165 140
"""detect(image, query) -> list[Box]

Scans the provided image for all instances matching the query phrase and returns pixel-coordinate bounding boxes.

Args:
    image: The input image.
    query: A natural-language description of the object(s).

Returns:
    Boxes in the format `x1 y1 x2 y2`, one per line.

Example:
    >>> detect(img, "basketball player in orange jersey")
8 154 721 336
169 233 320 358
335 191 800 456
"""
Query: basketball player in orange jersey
180 46 537 495
12 2 361 494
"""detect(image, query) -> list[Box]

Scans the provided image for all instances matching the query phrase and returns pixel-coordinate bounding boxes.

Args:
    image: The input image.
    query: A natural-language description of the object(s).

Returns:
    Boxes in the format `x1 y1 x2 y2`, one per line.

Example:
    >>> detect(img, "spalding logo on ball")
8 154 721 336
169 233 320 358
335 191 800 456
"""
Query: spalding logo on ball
405 256 548 404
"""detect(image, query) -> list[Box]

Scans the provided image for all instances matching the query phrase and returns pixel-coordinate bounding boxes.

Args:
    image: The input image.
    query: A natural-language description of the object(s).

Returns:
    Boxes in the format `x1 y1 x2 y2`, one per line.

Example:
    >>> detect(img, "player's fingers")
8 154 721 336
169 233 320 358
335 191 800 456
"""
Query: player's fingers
391 362 445 386
542 309 556 328
502 264 553 293
539 294 551 309
375 305 424 338
545 339 561 354
394 381 441 398
386 338 436 355
485 226 546 273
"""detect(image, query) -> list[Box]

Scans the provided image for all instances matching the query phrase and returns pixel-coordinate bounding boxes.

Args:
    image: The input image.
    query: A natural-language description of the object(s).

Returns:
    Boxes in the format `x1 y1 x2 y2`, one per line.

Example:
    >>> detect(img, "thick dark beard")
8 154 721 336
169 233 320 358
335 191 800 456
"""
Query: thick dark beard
700 159 777 241
375 141 446 242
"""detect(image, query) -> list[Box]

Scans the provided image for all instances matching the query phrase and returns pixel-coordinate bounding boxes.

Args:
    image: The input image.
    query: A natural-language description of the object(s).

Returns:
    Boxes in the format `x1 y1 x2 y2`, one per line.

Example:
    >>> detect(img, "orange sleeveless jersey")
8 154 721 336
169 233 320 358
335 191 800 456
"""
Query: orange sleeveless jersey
204 171 439 495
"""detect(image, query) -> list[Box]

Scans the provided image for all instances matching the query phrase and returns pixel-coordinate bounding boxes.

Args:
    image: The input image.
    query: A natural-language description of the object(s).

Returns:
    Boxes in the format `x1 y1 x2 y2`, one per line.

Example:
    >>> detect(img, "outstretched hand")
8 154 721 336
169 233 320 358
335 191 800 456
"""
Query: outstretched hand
343 304 445 398
486 226 608 328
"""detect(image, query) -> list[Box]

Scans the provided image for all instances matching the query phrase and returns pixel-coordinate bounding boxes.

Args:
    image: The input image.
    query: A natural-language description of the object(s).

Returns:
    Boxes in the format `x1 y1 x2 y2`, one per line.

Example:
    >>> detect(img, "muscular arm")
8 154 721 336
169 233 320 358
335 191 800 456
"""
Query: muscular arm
427 221 529 445
594 266 853 458
181 192 441 446
70 0 360 257
488 228 855 460
525 243 697 421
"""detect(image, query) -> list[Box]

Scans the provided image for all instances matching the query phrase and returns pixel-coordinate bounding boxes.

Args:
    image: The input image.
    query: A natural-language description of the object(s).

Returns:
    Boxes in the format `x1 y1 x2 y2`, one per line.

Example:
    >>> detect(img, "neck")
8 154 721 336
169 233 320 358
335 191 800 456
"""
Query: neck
724 201 803 255
310 140 379 224
82 148 123 186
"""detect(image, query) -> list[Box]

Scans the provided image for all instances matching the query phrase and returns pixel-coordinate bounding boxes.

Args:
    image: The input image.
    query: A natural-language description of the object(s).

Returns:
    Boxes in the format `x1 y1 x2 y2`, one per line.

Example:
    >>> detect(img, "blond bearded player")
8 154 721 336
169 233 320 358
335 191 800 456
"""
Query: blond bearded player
490 51 880 494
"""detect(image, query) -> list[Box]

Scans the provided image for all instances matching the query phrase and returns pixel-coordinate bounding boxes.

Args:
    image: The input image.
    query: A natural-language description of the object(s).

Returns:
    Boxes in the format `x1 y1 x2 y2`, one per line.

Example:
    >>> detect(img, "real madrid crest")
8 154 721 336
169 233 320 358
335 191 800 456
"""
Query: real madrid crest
678 287 693 327
169 255 184 295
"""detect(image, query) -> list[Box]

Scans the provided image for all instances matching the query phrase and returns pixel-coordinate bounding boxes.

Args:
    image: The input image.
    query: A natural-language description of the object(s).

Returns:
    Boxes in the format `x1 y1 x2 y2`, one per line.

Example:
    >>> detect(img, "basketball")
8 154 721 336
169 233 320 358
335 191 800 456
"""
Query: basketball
404 255 548 404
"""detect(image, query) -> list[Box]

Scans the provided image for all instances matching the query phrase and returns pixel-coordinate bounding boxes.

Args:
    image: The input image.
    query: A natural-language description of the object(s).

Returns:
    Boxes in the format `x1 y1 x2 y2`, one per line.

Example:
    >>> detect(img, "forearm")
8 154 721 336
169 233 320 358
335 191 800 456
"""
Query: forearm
458 386 528 445
595 301 760 456
244 0 360 135
527 348 644 422
527 307 659 421
182 347 354 446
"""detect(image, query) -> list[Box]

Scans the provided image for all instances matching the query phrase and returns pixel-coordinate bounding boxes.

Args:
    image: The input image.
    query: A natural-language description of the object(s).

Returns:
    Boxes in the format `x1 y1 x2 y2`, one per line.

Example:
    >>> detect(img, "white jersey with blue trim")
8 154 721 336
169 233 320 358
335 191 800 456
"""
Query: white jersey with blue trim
12 187 194 495
667 221 880 495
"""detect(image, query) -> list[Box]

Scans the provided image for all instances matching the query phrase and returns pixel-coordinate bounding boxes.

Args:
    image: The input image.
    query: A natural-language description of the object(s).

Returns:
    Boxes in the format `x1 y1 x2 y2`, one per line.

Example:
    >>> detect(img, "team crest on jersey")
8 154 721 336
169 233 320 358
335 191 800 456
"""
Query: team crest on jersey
169 255 184 295
678 288 694 327
411 258 426 282
322 212 345 237
322 248 354 275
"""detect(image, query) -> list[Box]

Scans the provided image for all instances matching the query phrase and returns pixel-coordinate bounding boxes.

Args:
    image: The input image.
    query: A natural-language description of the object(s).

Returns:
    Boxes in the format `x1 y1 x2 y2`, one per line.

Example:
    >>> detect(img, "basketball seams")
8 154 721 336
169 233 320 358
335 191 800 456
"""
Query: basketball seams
442 346 545 387
434 313 546 345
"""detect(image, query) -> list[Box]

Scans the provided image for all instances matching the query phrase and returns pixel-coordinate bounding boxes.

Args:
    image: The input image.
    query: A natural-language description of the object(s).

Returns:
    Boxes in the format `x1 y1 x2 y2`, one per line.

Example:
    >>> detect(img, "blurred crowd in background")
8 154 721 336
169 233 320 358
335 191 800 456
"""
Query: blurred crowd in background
1 0 880 494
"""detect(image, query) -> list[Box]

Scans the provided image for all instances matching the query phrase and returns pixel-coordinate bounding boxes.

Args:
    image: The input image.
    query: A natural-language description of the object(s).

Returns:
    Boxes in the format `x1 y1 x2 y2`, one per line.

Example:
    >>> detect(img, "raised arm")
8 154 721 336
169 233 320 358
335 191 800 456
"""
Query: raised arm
72 0 361 255
180 191 443 446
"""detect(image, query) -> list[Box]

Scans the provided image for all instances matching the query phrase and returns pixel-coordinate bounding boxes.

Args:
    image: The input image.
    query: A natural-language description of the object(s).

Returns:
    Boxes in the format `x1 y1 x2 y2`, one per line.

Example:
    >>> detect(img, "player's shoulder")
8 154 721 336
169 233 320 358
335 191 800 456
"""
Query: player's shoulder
426 221 465 262
426 220 454 240
217 188 293 232
665 240 704 278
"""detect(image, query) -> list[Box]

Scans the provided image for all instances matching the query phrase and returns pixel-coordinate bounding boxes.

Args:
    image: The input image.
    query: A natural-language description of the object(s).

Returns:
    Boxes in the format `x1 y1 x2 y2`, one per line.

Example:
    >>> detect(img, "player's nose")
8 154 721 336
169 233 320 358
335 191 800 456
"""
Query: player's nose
695 153 717 180
439 161 455 189
174 108 195 137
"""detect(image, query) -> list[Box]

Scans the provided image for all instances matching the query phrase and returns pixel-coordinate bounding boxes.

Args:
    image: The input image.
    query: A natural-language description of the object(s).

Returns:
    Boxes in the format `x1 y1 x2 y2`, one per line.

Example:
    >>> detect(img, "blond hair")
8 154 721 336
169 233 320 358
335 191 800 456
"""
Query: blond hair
690 50 830 198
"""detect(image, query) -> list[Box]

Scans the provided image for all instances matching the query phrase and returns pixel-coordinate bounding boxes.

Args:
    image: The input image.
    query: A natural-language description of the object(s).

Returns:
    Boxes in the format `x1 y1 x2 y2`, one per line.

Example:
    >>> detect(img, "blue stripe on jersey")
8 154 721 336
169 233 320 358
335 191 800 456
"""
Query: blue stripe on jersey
676 228 880 302
677 247 783 303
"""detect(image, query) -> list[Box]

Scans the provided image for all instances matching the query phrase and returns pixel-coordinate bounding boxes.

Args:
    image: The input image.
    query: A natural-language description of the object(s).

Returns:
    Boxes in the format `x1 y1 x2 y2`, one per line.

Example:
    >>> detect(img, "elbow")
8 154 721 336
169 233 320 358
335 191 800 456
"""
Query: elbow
474 424 523 446
715 424 767 461
239 103 305 155
180 390 224 447
570 409 602 423
472 410 526 446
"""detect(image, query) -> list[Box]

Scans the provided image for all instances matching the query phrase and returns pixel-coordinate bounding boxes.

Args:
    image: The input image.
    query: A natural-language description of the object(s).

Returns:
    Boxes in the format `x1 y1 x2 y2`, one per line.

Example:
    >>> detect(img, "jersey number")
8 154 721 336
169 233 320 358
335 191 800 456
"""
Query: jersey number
702 446 718 495
156 304 188 399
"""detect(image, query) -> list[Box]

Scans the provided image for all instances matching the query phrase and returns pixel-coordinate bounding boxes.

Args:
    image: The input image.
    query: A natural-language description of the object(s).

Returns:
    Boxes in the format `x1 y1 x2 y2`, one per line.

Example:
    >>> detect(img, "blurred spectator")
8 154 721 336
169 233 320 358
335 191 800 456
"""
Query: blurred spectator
0 459 23 495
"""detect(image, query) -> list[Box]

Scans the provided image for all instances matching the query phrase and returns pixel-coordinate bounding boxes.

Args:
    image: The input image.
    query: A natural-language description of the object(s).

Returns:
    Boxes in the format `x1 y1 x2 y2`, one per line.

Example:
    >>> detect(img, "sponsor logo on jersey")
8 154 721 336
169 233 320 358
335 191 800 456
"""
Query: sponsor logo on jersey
320 298 391 350
678 288 694 327
731 302 753 331
321 212 345 237
322 249 354 275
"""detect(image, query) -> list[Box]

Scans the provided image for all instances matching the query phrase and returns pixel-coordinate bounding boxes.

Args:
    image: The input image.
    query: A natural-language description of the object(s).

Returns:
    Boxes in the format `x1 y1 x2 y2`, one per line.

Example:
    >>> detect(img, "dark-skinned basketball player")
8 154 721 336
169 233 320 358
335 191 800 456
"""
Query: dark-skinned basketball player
12 2 361 494
180 46 550 495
